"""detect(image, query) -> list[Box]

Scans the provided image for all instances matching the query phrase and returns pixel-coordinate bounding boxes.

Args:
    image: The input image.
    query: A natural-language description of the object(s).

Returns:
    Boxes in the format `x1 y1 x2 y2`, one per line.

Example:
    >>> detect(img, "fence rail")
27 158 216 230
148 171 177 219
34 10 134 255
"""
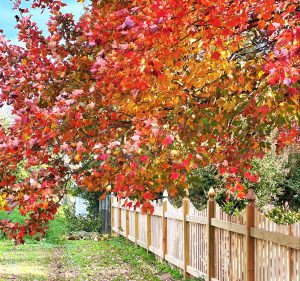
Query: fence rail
111 189 300 281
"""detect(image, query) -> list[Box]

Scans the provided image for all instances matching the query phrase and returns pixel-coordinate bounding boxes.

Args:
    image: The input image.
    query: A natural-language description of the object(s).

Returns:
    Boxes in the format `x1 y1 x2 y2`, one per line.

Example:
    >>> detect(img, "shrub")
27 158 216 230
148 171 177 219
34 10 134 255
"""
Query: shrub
188 165 225 209
267 207 300 225
70 183 103 218
215 188 247 216
250 146 300 224
64 205 102 233
45 208 68 243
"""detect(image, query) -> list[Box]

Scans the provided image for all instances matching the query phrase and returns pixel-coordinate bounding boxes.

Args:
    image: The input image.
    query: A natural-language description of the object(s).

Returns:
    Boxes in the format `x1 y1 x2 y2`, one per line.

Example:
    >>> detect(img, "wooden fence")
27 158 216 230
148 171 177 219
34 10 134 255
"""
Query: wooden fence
111 189 300 281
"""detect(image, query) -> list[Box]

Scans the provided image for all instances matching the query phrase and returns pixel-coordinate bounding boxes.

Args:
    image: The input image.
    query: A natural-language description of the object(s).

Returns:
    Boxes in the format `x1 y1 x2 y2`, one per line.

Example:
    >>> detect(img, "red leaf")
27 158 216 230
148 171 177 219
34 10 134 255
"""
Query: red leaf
171 172 180 180
219 167 227 175
143 191 152 201
229 167 238 174
211 51 220 60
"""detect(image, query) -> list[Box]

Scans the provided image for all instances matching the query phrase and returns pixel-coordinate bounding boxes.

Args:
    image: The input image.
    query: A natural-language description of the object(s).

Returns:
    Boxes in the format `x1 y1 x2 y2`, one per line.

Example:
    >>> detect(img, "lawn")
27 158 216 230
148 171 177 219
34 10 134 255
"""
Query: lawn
0 209 200 281
0 241 55 280
0 238 200 281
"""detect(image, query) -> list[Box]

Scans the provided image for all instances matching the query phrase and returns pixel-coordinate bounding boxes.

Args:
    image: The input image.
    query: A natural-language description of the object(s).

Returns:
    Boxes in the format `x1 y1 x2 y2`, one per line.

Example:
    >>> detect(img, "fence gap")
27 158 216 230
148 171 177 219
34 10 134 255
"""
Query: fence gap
289 224 294 281
111 194 114 236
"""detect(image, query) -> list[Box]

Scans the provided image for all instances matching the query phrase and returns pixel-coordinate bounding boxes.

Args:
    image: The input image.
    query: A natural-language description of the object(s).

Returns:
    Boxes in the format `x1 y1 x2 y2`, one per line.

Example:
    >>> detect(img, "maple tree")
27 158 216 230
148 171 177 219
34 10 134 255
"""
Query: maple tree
0 0 299 242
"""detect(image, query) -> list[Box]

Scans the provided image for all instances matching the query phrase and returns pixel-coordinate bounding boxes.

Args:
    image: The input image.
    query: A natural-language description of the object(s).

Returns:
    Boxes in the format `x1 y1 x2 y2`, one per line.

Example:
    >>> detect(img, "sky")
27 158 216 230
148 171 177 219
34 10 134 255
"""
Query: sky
0 0 90 45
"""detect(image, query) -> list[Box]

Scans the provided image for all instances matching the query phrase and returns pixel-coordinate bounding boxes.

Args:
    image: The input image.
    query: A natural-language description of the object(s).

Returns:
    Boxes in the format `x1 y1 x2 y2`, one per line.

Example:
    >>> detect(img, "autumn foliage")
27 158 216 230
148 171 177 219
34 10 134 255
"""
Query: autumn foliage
0 0 299 242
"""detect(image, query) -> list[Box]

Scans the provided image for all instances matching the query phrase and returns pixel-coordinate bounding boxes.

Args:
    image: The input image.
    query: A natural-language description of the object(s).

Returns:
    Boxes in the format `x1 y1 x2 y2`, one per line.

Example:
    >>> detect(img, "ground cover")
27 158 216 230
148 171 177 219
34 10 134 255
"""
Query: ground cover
0 237 203 281
0 209 201 281
0 240 55 280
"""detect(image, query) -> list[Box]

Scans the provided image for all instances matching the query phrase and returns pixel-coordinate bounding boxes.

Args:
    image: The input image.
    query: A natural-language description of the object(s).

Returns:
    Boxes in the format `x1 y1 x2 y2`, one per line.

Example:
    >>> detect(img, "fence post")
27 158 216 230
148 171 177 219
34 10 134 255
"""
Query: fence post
246 189 256 281
289 225 294 281
110 194 114 235
147 210 151 252
183 189 190 279
100 195 111 234
162 190 168 259
135 206 139 246
207 187 216 281
118 197 121 235
126 201 129 239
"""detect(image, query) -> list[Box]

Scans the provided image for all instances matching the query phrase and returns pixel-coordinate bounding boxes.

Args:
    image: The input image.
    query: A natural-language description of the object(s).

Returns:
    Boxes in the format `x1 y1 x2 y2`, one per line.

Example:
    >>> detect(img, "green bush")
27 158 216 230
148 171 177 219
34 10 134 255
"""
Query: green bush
45 208 68 243
188 165 225 209
250 148 299 210
267 207 300 225
64 205 102 233
173 146 300 224
250 147 300 224
215 188 247 216
170 165 225 209
1 205 102 243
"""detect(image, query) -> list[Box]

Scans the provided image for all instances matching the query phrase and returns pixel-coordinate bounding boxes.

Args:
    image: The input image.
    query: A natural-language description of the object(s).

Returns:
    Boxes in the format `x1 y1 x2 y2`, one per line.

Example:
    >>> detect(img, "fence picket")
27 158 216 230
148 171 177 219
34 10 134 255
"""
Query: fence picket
111 192 300 281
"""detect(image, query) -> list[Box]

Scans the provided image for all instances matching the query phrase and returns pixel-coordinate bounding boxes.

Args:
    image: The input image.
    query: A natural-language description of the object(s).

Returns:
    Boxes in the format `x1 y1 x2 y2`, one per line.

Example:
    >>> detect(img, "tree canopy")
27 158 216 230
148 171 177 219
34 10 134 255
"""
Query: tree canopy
0 0 299 242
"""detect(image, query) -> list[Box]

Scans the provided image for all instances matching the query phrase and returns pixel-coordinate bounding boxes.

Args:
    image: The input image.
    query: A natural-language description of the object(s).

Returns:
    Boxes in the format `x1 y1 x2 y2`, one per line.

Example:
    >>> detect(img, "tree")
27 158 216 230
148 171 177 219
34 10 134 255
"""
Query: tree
251 144 300 215
174 143 300 221
0 0 299 243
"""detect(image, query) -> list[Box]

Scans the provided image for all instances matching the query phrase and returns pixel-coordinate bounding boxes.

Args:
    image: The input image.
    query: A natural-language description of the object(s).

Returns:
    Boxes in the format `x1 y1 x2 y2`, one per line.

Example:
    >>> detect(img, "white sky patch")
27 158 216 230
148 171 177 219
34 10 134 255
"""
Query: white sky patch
0 103 13 117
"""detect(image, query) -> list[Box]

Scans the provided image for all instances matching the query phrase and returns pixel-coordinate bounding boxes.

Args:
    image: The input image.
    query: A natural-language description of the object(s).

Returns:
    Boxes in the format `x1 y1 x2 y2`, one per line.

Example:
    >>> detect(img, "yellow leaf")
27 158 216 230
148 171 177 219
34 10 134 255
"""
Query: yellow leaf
258 70 264 79
0 195 7 211
23 133 30 141
75 154 82 162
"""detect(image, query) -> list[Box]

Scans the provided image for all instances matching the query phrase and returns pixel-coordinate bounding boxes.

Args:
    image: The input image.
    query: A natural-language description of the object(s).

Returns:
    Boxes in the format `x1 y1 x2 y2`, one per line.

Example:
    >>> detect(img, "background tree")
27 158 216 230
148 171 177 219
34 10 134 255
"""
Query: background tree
172 143 300 222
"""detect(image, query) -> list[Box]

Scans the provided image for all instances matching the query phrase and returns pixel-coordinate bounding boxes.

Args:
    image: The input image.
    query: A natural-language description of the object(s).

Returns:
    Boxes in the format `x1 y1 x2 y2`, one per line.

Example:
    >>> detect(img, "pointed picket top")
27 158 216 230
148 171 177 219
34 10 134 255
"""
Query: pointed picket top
163 189 168 198
246 189 256 206
208 187 216 200
184 188 189 198
246 189 256 201
162 189 169 203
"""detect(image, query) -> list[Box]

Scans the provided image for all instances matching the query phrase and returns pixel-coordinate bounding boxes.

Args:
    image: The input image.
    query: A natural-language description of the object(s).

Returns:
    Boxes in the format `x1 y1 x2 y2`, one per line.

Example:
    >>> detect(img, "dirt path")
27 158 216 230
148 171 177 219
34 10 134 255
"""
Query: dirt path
49 247 79 281
0 238 192 281
48 239 178 281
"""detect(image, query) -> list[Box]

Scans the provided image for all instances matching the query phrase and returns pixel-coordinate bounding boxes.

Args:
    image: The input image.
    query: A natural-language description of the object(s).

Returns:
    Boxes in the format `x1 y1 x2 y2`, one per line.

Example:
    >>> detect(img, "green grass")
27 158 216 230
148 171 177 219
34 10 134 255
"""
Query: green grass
65 238 181 281
0 208 25 224
58 237 204 280
45 208 68 244
0 209 203 280
0 237 203 281
0 240 56 280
